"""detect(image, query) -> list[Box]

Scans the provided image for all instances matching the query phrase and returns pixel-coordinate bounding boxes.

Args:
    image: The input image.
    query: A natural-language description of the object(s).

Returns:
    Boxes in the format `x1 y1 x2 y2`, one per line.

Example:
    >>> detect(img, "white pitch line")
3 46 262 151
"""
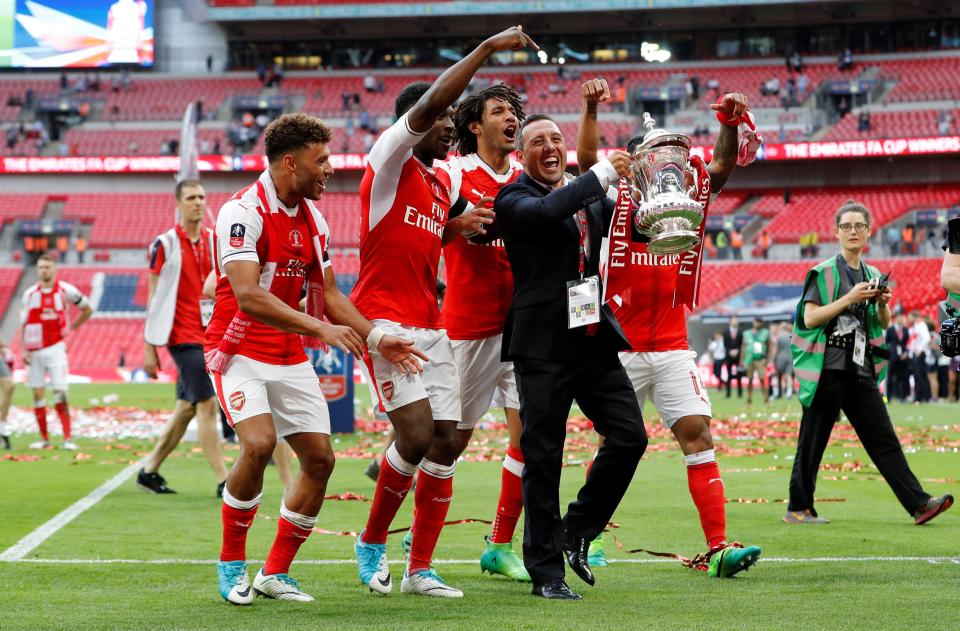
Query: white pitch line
0 462 141 562
5 556 959 565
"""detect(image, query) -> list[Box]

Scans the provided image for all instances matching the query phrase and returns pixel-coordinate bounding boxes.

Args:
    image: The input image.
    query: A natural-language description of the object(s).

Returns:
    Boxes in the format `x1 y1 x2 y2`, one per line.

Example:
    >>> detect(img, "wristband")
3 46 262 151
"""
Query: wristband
366 326 385 352
714 97 743 127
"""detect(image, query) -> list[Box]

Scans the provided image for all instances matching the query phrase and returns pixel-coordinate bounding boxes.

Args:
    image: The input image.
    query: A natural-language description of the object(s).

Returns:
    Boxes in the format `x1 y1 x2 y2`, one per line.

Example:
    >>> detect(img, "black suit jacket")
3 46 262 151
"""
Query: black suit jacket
886 324 909 363
723 328 743 363
494 171 630 363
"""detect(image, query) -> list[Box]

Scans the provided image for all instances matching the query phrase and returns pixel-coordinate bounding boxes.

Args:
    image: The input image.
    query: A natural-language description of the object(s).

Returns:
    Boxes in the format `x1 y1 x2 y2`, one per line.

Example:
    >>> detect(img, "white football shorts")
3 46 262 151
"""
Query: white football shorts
211 355 330 437
363 319 460 423
452 334 519 430
26 341 69 391
619 349 712 428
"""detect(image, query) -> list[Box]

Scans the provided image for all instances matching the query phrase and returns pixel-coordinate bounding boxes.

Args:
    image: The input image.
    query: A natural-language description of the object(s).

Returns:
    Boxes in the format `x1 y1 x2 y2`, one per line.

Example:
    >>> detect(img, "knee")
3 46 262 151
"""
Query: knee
300 448 335 481
675 417 714 454
240 434 276 465
432 429 462 462
397 424 433 461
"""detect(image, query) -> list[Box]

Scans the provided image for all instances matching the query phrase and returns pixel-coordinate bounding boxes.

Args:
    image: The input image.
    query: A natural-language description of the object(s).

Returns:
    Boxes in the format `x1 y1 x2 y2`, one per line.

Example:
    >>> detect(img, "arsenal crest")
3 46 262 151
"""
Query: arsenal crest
229 390 245 411
382 380 394 402
289 229 303 247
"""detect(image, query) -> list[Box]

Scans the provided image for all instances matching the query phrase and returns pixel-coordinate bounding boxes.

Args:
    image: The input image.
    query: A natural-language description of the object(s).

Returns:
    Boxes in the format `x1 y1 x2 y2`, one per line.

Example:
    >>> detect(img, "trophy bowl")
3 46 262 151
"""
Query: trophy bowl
629 113 705 255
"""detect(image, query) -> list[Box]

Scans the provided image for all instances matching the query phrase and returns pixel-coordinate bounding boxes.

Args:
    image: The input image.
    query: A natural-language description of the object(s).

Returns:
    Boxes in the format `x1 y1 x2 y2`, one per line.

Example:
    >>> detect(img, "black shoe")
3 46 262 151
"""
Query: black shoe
136 469 176 494
914 494 954 525
216 480 226 498
364 459 381 483
532 578 581 600
1 435 10 450
562 533 595 586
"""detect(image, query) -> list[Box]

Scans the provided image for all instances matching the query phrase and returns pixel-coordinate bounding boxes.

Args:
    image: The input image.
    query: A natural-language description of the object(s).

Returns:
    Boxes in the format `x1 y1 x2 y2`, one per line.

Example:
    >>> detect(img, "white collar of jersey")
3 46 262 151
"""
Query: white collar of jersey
467 153 521 183
257 170 300 217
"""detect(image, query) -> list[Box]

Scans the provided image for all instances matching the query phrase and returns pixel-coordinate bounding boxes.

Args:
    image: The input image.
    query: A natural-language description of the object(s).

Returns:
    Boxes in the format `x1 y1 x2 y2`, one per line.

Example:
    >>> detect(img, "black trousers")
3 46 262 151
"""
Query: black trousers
724 357 742 397
515 347 648 584
787 370 929 516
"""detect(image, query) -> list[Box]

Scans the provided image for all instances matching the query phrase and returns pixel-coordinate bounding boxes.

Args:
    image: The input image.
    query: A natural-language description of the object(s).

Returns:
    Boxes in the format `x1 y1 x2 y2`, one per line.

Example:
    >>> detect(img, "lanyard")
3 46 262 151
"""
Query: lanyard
179 226 208 285
577 209 588 279
837 255 867 323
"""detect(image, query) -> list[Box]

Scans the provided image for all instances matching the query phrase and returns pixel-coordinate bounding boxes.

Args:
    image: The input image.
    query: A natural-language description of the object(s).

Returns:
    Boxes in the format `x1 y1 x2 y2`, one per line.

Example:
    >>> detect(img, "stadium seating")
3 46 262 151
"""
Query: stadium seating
0 267 23 318
699 258 945 315
0 194 47 226
751 185 960 243
881 56 960 103
63 318 171 372
61 128 228 156
99 77 263 122
824 109 959 141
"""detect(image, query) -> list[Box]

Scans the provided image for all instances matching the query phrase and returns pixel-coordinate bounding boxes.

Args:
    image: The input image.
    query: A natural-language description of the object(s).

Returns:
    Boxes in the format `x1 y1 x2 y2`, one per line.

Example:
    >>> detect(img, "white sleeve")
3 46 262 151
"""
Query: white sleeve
216 201 263 267
366 113 427 172
60 282 90 309
19 288 30 324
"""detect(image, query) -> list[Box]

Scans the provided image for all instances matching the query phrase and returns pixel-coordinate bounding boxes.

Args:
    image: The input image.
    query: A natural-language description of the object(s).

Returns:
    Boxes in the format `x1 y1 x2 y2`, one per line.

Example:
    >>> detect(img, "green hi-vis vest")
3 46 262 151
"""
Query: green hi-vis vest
948 291 960 314
743 328 770 362
791 256 888 408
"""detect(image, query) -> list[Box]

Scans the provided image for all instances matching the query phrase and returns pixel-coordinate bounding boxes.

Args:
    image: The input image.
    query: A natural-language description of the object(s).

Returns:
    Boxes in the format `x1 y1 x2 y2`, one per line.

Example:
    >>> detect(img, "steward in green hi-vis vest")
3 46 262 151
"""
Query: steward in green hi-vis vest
791 256 888 408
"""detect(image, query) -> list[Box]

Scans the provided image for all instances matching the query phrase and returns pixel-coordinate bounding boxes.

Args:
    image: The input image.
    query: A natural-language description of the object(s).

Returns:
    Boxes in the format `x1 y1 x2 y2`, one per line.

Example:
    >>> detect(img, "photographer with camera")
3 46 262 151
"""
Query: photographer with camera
939 216 960 361
785 200 953 526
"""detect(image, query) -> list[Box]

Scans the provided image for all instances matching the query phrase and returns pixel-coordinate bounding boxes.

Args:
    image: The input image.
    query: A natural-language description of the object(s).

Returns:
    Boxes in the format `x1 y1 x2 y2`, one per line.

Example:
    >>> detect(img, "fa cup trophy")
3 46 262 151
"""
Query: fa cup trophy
629 113 705 255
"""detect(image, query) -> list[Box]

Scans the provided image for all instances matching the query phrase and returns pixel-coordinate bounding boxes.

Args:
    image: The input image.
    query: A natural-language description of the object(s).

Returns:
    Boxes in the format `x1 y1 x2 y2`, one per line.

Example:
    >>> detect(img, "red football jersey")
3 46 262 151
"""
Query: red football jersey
612 194 716 353
351 114 450 328
149 225 213 346
437 154 521 340
206 171 331 366
20 281 89 351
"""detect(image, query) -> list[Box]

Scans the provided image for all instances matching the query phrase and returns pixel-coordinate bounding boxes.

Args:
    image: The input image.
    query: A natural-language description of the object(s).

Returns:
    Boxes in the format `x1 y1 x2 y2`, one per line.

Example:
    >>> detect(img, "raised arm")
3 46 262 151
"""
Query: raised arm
707 92 749 192
576 78 610 174
406 27 539 134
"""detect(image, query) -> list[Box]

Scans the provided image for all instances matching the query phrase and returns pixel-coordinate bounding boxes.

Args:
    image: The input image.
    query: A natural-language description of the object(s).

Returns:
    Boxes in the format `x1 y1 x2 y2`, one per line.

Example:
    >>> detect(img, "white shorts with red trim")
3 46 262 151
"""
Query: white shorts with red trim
452 334 518 430
210 355 330 437
619 349 712 428
364 319 460 423
26 341 69 391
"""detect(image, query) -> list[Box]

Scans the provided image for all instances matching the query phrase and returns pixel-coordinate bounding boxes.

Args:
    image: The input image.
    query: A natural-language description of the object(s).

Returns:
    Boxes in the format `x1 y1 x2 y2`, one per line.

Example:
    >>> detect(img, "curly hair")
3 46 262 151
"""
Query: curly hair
835 198 872 227
453 84 525 156
263 113 332 163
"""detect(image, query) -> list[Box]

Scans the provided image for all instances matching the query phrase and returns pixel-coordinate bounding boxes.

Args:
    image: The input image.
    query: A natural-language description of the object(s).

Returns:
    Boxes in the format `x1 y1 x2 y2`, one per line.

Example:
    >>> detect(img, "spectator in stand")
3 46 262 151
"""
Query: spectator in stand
908 310 932 402
56 235 69 261
730 228 744 260
6 126 17 150
938 110 953 136
271 61 284 88
784 188 792 205
364 74 377 93
255 113 269 130
788 50 803 73
207 54 213 73
169 139 179 155
257 63 266 84
760 76 780 96
886 313 910 402
703 232 716 259
24 235 36 264
784 78 796 109
690 75 700 99
341 91 351 111
759 230 771 259
796 72 809 101
59 72 68 91
837 96 851 118
212 139 221 154
160 141 171 156
885 224 900 257
706 78 720 98
707 331 726 392
857 110 871 133
359 109 370 131
838 48 854 71
809 231 819 258
715 229 729 260
75 236 86 264
901 224 915 255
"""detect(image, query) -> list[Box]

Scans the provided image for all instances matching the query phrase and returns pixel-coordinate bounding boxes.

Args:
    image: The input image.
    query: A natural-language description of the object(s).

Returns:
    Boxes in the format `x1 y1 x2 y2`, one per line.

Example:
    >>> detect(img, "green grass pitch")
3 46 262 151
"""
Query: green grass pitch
1 383 958 630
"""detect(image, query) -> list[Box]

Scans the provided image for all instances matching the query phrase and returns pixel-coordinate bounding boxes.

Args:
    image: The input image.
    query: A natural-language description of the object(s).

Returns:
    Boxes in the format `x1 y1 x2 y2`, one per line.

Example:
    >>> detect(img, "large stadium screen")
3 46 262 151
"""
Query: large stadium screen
0 0 154 68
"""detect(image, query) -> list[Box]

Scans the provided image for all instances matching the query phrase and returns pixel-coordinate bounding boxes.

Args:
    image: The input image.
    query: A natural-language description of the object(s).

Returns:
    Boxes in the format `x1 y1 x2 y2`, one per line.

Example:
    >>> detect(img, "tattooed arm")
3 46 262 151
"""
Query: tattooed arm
707 92 749 192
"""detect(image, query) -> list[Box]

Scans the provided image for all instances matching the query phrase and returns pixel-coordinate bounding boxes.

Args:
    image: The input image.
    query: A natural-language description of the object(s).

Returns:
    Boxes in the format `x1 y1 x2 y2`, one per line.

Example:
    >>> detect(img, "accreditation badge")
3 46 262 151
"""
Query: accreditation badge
199 298 214 328
567 276 601 329
853 328 867 367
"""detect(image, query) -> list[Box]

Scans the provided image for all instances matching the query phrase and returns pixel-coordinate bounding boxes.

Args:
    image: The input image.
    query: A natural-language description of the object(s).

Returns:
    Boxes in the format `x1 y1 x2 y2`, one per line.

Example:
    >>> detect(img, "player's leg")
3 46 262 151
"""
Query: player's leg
138 399 195 494
211 360 274 605
402 331 463 597
27 348 49 448
195 397 229 492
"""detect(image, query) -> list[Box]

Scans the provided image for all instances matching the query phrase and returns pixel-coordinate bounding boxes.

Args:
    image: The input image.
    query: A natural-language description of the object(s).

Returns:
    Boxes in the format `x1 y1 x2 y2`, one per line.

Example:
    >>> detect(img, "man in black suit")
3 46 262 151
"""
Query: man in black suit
885 313 910 401
494 114 646 600
723 317 744 398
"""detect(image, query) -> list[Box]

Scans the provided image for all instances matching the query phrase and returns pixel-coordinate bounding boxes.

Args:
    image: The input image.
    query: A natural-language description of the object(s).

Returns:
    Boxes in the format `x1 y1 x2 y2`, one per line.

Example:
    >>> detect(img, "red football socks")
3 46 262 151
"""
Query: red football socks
220 502 258 562
263 516 313 576
55 401 71 441
490 446 524 544
363 457 414 544
408 461 454 574
687 461 727 550
34 405 48 441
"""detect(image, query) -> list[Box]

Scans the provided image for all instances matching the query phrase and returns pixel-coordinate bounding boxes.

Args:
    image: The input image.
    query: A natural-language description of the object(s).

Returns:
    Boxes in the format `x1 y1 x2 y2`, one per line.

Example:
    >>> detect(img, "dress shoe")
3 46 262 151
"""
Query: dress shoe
531 578 581 600
914 494 954 525
562 534 595 586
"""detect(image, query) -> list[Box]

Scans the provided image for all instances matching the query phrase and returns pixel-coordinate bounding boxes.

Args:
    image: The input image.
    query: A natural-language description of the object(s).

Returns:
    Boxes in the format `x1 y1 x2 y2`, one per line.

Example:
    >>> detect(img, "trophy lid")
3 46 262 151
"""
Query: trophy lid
636 112 691 152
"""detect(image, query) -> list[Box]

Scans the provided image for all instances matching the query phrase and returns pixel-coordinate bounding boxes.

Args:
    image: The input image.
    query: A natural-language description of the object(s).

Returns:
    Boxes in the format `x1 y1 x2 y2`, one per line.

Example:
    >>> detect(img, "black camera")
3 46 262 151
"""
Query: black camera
942 306 960 358
868 272 890 305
